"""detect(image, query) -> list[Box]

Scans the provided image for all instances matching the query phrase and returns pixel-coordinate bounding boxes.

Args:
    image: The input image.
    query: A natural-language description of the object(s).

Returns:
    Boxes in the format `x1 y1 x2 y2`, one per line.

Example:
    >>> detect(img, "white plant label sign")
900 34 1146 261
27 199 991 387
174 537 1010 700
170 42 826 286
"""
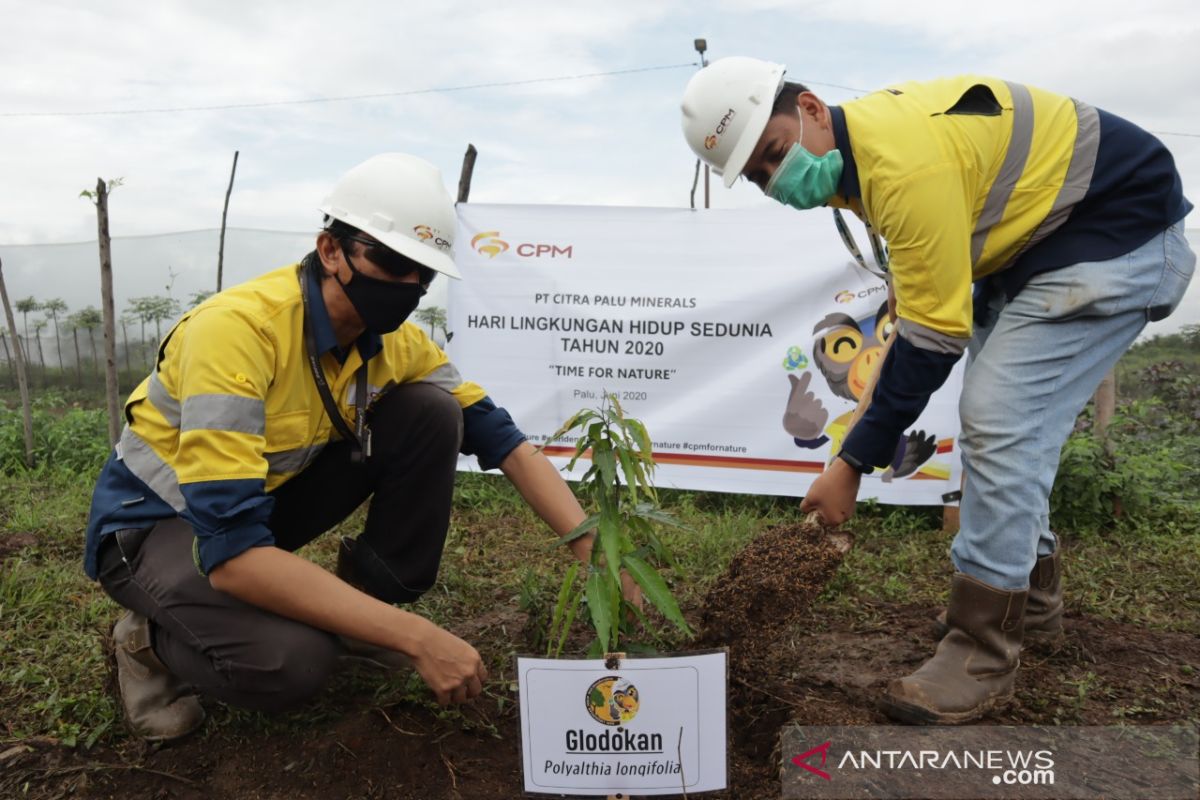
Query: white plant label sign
518 652 727 795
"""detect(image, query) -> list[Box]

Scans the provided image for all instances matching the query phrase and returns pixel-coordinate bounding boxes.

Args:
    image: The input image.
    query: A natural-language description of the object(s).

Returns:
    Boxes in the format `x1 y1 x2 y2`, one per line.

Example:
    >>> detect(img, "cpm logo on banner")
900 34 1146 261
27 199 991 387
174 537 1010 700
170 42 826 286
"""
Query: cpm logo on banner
471 229 573 260
781 725 1199 799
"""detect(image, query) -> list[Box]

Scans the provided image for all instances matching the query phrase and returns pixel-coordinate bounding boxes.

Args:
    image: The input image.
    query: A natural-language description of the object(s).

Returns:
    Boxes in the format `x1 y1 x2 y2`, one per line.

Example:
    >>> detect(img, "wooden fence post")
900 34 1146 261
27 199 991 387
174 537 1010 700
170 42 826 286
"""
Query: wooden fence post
217 150 239 292
457 144 477 204
95 178 122 446
0 256 35 467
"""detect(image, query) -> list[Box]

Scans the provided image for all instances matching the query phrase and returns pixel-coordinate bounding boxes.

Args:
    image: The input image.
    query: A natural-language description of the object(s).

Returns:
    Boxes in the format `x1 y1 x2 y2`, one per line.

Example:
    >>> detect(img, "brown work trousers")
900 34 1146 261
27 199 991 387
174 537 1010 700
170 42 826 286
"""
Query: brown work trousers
97 383 462 712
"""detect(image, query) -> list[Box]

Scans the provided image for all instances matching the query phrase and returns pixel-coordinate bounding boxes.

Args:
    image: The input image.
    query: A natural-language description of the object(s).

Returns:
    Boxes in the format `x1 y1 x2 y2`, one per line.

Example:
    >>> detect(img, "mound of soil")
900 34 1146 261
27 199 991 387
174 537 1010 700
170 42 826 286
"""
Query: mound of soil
696 520 853 653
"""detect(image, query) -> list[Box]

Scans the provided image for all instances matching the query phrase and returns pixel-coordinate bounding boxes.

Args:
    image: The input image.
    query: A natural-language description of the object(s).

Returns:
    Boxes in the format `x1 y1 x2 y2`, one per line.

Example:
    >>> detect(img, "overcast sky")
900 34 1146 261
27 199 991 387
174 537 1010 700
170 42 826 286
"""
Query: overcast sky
1 0 1197 331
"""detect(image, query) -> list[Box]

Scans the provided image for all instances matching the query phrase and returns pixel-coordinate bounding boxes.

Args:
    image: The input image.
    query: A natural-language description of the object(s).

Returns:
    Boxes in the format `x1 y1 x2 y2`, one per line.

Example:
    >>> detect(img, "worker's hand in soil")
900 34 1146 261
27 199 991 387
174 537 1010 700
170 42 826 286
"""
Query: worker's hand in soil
800 456 863 525
410 623 488 705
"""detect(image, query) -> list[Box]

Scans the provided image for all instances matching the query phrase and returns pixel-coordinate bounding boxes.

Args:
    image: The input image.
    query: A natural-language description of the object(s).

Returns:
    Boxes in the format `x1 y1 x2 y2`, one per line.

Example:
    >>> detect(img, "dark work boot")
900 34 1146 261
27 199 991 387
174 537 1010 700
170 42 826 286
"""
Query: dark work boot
933 550 1063 648
113 610 205 742
333 537 413 672
882 573 1026 725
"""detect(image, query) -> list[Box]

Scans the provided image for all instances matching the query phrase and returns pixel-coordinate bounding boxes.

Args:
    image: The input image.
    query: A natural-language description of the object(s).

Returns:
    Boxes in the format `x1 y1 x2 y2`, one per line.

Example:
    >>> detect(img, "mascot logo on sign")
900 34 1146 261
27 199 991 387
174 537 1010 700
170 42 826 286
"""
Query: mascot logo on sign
585 676 640 726
781 298 954 482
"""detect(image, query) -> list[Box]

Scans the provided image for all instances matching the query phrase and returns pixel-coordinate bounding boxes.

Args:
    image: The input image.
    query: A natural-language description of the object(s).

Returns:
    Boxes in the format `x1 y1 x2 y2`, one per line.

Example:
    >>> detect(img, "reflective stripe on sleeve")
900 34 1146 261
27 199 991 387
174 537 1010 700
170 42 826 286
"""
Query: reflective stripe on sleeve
118 425 186 511
970 81 1035 267
895 318 970 356
180 394 266 435
419 362 464 392
147 371 181 428
265 442 326 476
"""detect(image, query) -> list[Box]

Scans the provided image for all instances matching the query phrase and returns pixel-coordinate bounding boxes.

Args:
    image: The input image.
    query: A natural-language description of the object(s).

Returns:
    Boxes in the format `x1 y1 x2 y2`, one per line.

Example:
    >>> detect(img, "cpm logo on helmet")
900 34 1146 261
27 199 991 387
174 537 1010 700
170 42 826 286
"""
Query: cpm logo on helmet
705 108 737 149
413 225 452 251
472 230 573 260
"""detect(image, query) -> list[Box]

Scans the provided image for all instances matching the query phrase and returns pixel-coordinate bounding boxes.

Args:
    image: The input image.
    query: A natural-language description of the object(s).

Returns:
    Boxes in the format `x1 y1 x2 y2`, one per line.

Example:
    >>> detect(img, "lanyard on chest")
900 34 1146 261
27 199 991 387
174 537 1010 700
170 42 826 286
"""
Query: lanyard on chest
299 262 370 463
832 207 889 281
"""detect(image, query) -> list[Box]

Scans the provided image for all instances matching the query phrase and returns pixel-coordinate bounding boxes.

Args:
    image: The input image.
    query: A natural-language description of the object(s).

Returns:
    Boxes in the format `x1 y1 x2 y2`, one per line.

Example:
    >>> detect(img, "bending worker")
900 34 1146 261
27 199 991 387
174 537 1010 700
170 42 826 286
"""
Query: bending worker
681 59 1194 724
84 153 618 741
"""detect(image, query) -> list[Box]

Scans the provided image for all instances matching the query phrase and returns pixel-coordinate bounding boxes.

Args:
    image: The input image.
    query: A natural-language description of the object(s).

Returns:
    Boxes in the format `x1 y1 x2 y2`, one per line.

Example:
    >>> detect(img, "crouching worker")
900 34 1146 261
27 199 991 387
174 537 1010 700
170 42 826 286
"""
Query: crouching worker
84 153 606 741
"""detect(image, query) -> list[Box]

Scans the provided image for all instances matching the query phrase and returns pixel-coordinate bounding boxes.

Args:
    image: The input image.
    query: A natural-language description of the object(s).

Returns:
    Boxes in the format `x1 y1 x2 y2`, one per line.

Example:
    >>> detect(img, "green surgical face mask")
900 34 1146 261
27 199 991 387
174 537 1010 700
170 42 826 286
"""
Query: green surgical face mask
764 115 844 210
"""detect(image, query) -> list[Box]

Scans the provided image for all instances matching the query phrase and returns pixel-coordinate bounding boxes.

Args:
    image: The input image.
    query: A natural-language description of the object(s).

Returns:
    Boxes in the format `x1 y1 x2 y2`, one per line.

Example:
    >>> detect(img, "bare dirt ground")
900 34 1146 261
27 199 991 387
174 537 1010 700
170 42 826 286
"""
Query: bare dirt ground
5 524 1198 799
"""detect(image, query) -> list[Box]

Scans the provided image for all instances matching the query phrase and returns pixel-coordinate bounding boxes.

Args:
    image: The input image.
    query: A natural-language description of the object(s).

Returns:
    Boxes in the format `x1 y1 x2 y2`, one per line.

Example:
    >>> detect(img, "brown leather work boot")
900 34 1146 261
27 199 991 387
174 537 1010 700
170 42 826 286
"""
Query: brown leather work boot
333 537 413 671
882 573 1026 725
933 550 1063 647
113 610 205 742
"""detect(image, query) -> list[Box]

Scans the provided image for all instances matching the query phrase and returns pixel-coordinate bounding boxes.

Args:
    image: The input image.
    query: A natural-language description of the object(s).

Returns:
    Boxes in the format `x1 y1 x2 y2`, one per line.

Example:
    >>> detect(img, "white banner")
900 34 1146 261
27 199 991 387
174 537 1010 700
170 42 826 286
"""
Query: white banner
448 203 963 505
518 653 727 795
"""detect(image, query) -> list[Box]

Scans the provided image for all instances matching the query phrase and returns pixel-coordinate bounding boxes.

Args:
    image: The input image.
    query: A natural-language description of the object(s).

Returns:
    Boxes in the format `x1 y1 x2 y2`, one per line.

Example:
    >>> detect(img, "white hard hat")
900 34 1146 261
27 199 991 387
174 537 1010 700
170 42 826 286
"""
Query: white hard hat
680 57 787 188
319 153 461 279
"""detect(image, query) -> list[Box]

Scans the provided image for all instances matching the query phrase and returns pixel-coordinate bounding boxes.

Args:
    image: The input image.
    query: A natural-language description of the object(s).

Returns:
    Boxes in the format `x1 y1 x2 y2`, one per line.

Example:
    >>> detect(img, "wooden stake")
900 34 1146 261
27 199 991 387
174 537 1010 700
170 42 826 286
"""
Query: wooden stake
0 256 34 467
457 144 477 204
95 178 121 446
604 652 628 800
217 151 239 292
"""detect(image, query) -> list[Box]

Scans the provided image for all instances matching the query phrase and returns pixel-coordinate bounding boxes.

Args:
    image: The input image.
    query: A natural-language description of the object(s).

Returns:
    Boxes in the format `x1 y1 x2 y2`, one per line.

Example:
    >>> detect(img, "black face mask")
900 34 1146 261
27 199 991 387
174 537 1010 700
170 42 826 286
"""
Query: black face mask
336 244 427 334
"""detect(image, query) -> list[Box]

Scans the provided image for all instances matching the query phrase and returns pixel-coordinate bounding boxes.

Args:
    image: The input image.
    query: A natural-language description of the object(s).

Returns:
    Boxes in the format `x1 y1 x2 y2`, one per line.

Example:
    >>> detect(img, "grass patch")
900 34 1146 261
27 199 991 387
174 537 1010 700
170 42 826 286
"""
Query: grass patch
1 340 1197 749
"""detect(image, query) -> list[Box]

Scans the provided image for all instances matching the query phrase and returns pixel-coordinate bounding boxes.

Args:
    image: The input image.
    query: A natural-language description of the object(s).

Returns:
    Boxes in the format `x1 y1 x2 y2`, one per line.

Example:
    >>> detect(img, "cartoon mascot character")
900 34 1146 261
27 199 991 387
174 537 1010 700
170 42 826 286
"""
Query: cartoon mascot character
784 301 937 479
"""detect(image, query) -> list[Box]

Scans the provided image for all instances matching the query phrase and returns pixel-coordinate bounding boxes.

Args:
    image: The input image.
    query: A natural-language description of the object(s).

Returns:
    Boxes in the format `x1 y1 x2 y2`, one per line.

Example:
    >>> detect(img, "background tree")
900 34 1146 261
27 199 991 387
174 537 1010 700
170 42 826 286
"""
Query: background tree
127 296 157 370
188 289 214 308
413 306 447 341
0 257 34 467
31 317 48 381
0 331 11 387
119 312 137 376
71 307 103 380
42 297 68 372
146 295 180 344
66 313 85 386
15 296 38 353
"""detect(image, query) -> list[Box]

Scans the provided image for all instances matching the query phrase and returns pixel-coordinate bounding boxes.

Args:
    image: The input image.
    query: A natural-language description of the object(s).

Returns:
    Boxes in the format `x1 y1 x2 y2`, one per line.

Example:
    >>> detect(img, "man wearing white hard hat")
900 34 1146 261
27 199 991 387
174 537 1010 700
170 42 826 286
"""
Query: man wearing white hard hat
83 154 617 740
682 58 1194 724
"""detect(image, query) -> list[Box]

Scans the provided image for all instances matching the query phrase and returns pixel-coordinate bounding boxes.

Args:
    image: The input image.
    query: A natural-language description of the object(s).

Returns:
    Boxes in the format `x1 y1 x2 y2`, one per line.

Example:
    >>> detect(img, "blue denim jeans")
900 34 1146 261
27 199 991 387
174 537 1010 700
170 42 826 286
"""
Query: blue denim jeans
953 223 1196 590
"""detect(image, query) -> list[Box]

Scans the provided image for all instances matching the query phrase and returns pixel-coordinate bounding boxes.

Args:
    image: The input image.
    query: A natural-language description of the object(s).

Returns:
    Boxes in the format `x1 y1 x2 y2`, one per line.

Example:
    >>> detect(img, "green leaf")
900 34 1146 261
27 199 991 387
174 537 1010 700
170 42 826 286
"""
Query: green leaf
547 562 580 656
566 436 590 471
555 586 582 658
598 513 623 586
592 441 617 491
586 570 614 651
632 504 686 529
544 409 595 447
585 637 605 659
616 447 639 504
625 419 654 462
552 514 600 547
622 554 693 636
